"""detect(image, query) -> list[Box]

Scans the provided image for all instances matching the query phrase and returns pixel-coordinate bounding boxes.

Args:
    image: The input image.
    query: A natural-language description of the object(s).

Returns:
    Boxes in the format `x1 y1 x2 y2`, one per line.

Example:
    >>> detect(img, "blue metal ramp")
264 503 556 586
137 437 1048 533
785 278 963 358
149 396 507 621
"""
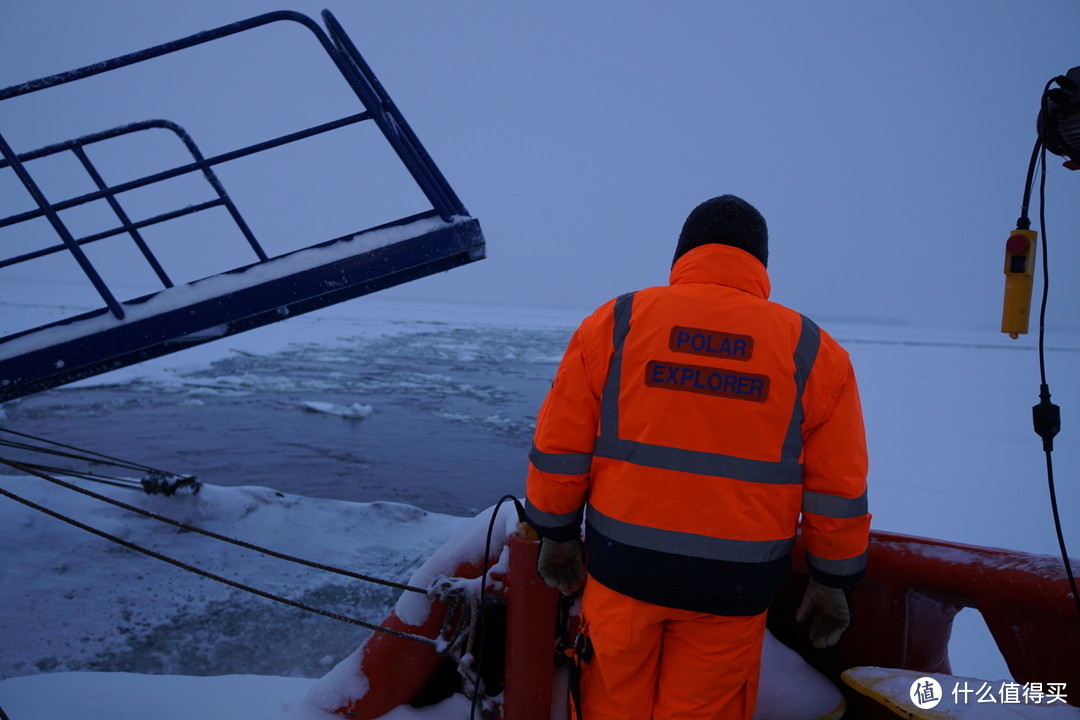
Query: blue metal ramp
0 10 485 402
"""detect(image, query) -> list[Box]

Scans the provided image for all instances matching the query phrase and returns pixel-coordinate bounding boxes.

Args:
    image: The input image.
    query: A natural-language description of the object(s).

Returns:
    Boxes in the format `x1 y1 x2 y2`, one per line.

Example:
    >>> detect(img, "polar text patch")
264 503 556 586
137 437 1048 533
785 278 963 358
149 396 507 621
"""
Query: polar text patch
669 326 753 360
645 360 770 402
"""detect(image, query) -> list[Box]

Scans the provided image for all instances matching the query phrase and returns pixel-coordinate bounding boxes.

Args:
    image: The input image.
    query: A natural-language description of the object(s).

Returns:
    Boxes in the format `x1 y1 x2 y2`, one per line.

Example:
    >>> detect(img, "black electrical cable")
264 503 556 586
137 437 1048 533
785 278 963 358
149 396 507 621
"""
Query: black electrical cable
1017 78 1063 229
1017 137 1042 229
0 702 8 720
1033 138 1080 621
1015 77 1080 621
469 494 526 720
1036 142 1051 390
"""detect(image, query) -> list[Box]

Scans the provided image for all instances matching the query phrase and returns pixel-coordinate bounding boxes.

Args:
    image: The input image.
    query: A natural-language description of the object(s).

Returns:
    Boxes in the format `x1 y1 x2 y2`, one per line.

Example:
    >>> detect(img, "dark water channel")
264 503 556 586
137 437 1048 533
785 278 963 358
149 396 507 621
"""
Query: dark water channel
1 322 572 516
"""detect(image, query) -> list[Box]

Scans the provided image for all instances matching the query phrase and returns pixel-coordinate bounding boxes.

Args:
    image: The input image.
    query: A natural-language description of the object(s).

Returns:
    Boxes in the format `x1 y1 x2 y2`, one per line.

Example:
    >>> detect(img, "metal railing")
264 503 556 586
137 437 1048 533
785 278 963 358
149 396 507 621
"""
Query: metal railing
0 9 485 401
0 9 469 321
0 119 272 318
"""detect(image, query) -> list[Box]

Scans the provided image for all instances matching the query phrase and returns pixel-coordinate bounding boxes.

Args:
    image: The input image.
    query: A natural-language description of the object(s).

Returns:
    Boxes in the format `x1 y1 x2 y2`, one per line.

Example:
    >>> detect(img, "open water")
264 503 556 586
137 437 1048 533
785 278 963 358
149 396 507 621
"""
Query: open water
0 314 573 516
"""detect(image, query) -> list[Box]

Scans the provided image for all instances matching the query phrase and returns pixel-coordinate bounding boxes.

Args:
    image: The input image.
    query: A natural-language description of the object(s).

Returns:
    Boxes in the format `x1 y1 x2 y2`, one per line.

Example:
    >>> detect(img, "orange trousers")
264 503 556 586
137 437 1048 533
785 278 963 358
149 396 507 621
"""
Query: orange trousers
578 577 767 720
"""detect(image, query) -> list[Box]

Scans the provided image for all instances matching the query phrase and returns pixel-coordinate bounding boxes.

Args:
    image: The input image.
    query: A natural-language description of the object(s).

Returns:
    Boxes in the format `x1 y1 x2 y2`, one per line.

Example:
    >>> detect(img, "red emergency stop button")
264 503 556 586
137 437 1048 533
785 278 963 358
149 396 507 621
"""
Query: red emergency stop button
1007 234 1029 254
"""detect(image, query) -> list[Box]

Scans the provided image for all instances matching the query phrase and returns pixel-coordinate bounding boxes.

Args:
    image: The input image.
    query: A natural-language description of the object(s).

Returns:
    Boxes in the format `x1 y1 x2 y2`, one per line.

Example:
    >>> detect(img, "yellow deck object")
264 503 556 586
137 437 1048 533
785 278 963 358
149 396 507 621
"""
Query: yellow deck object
842 666 1080 719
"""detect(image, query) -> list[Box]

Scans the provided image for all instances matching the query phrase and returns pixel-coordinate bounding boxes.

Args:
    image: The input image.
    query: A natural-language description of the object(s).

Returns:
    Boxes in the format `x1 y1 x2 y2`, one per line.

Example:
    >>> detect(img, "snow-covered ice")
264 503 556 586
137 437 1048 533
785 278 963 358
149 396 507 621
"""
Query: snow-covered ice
1 297 1078 718
301 401 375 420
0 478 848 719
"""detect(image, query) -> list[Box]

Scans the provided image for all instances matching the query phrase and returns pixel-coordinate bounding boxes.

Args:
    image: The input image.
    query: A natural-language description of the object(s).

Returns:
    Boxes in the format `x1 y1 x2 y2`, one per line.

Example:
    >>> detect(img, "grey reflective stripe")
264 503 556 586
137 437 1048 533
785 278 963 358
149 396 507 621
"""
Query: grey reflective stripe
594 435 802 484
529 444 593 475
780 315 820 463
802 489 868 519
807 549 868 576
525 498 583 529
599 292 636 440
588 506 795 563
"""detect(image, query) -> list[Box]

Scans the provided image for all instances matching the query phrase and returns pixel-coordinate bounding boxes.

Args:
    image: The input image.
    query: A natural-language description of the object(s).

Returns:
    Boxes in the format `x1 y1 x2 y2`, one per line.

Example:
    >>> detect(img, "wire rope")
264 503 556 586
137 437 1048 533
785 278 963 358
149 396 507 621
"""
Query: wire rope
0 478 437 646
0 456 426 595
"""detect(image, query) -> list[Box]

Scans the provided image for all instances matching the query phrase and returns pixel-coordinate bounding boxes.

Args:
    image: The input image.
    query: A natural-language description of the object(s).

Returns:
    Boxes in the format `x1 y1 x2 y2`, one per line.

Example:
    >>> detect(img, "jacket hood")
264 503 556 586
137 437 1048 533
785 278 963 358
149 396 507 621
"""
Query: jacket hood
668 243 771 300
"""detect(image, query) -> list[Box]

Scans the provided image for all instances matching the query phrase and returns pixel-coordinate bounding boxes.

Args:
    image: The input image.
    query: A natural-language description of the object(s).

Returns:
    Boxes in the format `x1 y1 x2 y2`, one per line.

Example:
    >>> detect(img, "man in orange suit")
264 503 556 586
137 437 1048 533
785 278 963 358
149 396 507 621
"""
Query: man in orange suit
525 195 870 720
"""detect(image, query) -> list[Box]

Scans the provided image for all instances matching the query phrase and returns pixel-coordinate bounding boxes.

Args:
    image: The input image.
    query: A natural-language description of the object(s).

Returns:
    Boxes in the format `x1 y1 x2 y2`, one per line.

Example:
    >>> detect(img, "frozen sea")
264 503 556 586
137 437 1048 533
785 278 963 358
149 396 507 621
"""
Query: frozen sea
1 293 1079 717
0 292 577 516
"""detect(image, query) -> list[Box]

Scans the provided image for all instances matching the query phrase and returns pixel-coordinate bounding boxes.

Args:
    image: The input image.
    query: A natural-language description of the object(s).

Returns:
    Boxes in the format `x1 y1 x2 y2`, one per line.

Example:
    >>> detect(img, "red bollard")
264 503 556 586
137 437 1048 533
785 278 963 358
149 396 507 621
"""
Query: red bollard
504 532 560 720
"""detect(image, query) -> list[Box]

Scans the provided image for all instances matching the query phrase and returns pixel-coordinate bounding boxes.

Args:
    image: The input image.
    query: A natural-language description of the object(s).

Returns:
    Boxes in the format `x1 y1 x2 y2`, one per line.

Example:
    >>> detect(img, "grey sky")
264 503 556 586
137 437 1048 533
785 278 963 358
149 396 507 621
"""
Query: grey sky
1 1 1078 336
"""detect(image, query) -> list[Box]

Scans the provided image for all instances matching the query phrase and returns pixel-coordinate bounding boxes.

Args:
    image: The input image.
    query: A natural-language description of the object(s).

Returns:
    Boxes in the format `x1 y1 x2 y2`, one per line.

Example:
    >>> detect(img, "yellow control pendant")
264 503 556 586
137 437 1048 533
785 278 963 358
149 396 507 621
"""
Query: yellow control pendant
1001 228 1038 338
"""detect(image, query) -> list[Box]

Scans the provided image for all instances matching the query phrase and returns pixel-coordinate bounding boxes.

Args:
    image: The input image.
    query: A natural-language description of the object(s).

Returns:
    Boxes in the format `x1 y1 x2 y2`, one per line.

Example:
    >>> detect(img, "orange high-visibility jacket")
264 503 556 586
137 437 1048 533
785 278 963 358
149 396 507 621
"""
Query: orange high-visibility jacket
525 244 870 615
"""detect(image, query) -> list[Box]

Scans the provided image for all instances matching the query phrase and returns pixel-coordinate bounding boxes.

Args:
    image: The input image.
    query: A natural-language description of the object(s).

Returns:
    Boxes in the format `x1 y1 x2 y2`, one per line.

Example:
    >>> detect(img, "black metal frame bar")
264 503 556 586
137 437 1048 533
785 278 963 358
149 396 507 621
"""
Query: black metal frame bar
68 143 173 288
0 132 127 318
0 9 485 402
0 119 274 275
0 113 369 233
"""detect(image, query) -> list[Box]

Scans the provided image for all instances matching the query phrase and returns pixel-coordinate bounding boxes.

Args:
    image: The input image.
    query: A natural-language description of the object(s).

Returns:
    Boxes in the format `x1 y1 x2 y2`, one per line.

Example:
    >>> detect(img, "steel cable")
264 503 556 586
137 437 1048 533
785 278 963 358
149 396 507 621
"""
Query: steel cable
0 476 438 647
0 427 169 475
0 456 426 595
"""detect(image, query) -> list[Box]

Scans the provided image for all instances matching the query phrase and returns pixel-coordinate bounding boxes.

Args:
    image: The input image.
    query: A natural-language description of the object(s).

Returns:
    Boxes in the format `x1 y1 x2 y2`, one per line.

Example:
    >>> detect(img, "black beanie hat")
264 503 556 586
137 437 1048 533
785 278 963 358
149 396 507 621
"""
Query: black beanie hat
673 195 768 268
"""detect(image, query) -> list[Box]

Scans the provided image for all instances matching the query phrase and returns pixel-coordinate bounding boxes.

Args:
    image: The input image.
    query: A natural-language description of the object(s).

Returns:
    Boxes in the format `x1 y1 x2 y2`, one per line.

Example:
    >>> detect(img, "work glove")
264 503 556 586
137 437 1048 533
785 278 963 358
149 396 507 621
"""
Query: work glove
796 578 850 649
536 537 585 596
